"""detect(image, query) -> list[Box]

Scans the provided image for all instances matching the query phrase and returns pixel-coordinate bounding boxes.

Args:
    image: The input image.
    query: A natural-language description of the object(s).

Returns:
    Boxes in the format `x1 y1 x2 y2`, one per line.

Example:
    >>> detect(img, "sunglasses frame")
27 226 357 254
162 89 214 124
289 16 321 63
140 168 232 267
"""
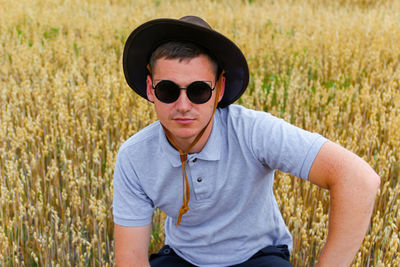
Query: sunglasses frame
152 79 216 104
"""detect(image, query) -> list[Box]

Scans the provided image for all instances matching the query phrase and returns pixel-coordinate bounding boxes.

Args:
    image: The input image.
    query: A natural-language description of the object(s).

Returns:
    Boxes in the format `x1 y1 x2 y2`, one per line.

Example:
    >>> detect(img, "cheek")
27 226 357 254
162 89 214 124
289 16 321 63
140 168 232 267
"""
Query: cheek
154 102 170 121
198 102 215 122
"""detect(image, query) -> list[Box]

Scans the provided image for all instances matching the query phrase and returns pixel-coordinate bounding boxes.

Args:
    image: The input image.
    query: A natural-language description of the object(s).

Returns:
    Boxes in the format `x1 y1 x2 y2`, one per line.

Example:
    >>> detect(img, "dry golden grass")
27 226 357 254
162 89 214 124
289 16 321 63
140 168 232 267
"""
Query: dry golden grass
1 0 399 266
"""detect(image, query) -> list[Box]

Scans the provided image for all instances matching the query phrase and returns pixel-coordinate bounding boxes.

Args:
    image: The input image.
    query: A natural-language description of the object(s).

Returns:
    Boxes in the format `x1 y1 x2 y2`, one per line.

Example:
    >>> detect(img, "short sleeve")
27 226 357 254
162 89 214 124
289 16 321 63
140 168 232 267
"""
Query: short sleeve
112 148 155 226
250 112 327 180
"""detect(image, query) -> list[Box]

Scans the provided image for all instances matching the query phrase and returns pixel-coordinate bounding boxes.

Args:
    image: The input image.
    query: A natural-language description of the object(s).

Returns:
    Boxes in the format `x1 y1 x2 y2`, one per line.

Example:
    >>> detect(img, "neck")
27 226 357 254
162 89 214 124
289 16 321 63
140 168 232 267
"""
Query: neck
166 117 214 154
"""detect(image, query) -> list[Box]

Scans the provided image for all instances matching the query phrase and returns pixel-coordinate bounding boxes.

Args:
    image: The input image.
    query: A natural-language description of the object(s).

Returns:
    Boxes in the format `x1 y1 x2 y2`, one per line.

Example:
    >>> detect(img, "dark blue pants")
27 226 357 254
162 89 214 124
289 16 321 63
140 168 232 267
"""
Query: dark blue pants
149 244 293 267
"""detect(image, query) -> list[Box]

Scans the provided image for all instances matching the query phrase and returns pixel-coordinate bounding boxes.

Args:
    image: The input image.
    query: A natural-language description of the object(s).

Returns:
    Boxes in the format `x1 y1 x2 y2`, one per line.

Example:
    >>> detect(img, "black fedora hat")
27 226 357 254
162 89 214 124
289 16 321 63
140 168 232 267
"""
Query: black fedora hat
123 16 249 108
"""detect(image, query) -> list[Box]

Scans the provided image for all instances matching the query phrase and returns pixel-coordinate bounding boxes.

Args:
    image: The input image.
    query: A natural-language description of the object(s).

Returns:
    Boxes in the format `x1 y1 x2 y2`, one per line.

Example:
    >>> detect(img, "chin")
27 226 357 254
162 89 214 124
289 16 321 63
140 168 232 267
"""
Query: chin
173 130 198 139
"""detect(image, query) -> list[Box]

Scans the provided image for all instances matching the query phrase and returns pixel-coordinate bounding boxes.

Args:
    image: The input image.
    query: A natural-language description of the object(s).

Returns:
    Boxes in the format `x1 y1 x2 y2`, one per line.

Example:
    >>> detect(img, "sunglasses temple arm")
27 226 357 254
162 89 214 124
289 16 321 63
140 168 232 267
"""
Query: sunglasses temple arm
213 70 225 111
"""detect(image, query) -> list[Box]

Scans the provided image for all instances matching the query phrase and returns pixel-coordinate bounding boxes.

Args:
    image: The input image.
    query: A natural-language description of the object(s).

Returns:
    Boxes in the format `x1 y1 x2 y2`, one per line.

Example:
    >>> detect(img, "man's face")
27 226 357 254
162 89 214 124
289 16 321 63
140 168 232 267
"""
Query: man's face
146 55 225 150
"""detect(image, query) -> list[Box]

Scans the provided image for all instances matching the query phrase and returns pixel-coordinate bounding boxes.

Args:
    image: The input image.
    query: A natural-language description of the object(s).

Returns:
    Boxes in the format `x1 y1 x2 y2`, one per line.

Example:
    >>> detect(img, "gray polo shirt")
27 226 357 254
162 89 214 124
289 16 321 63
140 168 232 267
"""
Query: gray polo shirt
113 104 327 266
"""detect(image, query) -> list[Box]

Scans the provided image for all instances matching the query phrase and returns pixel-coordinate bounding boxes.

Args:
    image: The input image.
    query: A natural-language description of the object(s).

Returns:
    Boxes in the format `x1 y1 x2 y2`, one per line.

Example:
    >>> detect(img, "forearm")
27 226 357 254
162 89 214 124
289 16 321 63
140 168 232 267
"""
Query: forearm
317 164 380 266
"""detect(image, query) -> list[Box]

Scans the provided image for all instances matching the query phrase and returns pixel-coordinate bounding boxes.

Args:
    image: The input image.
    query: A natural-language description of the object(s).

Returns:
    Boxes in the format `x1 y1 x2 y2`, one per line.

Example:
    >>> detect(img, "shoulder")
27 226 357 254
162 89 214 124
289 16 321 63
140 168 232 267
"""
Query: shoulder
117 121 161 158
220 104 262 116
217 104 278 133
220 104 276 122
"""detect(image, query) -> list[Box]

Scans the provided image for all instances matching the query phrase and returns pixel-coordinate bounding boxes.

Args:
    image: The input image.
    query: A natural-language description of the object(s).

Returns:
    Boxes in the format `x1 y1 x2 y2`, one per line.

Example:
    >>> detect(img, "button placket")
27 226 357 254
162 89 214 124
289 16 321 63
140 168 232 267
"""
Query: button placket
187 159 210 200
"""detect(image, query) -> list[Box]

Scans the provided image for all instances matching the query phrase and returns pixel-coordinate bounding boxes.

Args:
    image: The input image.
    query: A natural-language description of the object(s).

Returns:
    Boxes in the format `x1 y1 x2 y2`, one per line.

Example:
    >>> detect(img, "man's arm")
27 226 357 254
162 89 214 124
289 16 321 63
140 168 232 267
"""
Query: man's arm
308 140 380 266
114 223 152 267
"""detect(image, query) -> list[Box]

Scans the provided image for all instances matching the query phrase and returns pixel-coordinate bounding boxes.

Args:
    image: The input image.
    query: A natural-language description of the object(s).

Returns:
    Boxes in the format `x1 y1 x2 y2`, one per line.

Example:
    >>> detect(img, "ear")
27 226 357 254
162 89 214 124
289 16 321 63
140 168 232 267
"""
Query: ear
217 76 226 103
146 75 155 103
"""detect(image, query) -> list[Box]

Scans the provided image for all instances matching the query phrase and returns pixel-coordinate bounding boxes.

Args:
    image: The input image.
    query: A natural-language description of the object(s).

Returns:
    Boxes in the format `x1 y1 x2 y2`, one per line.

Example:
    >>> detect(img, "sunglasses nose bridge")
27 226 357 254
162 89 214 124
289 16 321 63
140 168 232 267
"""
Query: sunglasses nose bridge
175 88 192 109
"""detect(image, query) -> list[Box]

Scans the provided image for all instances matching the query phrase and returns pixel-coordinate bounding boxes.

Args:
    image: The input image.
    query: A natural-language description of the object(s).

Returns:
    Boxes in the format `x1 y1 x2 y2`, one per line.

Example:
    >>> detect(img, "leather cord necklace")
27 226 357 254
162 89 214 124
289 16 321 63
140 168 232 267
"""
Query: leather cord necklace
162 71 224 226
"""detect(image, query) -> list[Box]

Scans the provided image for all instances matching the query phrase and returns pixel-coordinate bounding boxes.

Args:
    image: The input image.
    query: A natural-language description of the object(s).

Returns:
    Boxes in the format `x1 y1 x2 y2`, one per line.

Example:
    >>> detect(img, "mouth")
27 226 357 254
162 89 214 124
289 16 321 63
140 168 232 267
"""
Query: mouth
174 117 195 125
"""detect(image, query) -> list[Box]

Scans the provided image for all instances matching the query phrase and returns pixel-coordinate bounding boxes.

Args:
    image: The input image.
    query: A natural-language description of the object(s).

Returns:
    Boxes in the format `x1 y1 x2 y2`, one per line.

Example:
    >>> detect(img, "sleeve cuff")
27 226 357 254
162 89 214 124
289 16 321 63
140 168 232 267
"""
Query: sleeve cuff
300 135 328 180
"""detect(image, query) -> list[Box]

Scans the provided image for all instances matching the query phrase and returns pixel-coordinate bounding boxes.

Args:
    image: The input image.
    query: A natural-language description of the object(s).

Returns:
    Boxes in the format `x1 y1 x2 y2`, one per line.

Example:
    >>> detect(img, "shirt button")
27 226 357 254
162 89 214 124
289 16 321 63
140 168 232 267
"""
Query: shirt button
197 177 203 182
192 158 197 162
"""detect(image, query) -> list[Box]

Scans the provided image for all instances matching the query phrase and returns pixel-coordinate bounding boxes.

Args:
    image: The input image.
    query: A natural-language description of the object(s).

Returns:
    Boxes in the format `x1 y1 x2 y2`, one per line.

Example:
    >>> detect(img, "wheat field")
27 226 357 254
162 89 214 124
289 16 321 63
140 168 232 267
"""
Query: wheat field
0 0 399 266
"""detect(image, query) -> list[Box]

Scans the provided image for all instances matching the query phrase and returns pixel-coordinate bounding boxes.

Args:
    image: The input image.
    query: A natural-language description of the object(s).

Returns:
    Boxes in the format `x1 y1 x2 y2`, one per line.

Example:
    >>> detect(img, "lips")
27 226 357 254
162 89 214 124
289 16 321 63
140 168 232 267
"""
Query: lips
174 117 195 124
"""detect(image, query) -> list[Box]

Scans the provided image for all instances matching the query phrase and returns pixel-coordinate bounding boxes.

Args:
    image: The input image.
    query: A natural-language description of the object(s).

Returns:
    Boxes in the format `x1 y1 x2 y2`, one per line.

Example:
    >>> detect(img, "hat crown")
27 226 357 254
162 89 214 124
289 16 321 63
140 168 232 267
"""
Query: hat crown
179 16 212 30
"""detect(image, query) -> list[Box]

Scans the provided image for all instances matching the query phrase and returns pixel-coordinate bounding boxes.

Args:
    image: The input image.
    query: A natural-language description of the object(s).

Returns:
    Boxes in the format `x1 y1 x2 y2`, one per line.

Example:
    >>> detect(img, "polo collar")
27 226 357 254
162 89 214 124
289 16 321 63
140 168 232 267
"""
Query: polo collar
159 109 222 167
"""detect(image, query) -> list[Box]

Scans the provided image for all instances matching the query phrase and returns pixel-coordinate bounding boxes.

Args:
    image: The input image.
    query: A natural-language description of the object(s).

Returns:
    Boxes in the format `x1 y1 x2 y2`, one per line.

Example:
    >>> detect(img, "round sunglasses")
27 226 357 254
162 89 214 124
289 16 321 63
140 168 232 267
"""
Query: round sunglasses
152 80 216 104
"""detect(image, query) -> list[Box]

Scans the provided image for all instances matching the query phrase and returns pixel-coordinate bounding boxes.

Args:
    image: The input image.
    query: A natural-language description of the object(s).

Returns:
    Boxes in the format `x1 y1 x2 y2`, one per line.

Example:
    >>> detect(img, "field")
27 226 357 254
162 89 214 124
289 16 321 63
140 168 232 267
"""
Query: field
1 0 399 266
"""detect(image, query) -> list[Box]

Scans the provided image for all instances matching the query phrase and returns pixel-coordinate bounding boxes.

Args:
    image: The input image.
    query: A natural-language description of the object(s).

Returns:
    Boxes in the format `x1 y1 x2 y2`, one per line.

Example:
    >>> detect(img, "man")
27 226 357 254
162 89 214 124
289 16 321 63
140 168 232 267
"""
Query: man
113 16 380 266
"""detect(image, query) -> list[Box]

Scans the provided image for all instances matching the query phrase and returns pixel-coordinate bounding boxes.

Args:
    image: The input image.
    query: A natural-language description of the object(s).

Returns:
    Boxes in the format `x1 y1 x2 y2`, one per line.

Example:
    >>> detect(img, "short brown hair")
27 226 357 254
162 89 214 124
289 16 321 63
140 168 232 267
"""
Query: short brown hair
149 41 219 78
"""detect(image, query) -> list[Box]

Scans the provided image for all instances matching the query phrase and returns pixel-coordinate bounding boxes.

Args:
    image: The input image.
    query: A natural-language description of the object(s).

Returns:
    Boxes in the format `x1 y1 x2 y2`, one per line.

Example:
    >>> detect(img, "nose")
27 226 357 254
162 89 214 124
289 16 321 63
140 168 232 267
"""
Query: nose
175 89 192 112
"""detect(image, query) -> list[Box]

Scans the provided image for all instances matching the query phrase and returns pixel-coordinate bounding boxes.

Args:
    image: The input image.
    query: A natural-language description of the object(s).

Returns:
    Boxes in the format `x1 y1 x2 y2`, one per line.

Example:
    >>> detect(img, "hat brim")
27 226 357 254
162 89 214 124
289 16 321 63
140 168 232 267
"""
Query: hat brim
123 18 249 108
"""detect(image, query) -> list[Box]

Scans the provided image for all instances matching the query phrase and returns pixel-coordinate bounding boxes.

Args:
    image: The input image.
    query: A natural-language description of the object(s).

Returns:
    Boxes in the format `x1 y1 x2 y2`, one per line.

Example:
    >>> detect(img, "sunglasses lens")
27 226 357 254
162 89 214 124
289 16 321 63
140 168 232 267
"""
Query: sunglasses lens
187 82 212 104
154 80 213 104
154 80 180 103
